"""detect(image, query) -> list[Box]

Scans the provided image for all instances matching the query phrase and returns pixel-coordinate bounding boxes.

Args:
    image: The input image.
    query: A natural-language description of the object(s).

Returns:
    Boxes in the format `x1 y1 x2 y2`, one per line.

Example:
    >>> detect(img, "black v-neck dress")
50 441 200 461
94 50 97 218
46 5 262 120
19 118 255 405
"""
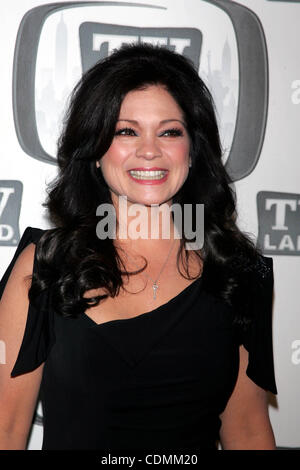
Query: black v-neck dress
0 227 277 450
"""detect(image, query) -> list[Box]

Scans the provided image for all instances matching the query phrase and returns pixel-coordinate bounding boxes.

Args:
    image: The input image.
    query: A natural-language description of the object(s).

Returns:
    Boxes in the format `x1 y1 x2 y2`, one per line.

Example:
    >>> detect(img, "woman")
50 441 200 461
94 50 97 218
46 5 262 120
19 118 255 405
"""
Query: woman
0 43 277 450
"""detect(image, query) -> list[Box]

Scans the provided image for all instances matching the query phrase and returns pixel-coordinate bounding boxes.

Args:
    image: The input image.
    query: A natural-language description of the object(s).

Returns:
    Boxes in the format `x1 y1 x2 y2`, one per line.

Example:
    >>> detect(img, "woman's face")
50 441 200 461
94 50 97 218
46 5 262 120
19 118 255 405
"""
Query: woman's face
97 84 191 208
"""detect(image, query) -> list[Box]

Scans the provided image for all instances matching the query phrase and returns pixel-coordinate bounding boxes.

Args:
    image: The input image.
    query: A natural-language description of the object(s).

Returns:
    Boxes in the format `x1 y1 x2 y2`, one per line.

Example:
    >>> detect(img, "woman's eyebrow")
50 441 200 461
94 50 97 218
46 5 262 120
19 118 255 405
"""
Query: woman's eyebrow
117 119 186 126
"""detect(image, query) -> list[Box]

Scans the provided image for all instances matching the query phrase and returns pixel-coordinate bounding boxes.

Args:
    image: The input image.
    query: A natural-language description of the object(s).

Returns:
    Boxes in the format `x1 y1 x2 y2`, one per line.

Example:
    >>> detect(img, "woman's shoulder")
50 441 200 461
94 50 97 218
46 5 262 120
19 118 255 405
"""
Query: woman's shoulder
0 227 52 297
249 253 273 274
16 226 50 261
257 254 273 276
243 253 274 289
0 226 57 378
230 251 273 284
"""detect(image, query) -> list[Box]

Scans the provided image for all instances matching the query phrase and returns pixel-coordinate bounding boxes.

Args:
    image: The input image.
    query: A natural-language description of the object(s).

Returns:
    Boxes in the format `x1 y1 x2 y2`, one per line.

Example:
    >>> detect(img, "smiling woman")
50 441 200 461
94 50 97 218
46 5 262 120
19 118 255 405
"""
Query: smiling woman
0 43 277 451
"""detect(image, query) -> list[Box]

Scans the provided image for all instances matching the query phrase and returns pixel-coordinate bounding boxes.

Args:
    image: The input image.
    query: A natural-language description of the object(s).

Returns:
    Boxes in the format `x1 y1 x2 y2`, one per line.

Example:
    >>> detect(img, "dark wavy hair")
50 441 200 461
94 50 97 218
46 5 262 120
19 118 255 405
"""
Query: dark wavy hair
29 42 264 328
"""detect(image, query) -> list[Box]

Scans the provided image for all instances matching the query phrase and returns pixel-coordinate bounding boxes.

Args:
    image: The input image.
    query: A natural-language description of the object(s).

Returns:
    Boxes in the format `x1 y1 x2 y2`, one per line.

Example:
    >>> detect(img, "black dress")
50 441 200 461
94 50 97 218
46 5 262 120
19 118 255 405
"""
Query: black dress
0 227 277 450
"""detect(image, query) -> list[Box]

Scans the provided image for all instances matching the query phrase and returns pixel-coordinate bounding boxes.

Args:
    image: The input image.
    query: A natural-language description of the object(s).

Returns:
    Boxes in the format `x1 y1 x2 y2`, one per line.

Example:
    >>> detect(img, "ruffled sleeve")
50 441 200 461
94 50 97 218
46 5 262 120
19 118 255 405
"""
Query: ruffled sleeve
238 255 277 395
0 226 55 377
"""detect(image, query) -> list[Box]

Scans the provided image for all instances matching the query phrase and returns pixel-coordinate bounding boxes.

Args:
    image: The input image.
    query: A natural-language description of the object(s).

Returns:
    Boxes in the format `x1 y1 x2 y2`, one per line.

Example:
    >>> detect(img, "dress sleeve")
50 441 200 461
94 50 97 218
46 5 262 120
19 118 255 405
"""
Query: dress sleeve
238 255 277 395
0 226 55 377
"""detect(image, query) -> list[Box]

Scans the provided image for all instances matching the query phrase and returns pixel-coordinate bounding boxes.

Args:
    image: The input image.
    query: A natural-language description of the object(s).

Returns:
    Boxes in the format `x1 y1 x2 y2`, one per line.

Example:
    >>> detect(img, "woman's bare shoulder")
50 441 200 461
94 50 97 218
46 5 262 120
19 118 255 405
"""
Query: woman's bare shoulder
1 243 37 296
12 243 36 277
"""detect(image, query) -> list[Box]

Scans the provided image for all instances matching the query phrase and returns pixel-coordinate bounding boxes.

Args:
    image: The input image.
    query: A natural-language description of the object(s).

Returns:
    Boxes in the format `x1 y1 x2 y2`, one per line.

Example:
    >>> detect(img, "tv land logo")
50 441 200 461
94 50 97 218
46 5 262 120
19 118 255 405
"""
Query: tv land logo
0 182 22 246
13 0 268 182
80 22 202 72
257 192 300 256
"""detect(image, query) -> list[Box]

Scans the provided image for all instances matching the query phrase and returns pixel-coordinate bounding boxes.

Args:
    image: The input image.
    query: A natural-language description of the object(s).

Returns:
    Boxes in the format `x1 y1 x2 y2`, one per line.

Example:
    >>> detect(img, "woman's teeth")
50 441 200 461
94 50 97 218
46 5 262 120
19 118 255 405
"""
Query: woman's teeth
129 170 167 180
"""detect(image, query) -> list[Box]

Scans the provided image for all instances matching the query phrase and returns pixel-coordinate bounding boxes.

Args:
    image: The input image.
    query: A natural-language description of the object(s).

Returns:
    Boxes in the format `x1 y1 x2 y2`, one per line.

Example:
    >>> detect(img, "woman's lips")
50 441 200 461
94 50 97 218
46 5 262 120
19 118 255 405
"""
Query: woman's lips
129 167 168 171
127 170 169 185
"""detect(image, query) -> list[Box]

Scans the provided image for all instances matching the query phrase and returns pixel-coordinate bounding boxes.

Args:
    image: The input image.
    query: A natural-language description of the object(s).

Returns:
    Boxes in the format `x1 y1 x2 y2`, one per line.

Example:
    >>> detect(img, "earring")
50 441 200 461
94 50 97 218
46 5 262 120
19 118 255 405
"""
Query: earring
189 158 192 168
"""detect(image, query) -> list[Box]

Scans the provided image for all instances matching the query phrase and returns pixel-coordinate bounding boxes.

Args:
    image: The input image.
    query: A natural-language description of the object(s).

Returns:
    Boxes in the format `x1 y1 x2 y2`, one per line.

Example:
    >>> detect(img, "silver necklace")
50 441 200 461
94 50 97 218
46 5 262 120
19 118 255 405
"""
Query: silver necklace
123 239 177 300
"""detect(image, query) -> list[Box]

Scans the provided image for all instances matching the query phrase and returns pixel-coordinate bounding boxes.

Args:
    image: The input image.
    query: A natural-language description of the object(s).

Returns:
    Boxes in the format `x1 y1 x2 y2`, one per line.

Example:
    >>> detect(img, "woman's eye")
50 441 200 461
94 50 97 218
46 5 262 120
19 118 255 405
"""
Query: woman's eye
115 127 136 136
161 128 184 137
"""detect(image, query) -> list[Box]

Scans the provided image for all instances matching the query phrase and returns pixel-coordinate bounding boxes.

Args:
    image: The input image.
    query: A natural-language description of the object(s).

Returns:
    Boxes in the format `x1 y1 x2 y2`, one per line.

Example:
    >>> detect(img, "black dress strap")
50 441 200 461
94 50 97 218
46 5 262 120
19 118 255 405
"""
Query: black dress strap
0 226 55 377
238 255 277 395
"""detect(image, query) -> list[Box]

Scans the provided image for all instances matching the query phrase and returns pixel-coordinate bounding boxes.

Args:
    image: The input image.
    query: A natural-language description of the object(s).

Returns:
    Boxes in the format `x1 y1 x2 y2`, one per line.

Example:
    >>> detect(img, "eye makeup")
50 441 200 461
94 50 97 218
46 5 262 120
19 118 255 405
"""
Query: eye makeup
114 127 184 137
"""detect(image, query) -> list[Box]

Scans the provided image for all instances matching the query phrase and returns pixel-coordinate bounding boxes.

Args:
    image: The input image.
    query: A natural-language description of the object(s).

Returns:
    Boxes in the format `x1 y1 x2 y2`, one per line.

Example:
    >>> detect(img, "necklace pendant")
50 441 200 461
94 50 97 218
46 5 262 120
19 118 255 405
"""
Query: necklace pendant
152 283 158 300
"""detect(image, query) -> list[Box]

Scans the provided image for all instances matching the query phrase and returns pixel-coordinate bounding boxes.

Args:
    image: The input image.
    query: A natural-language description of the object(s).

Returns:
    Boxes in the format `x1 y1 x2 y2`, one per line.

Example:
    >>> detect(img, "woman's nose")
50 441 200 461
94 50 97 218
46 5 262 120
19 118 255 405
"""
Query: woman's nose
135 135 162 160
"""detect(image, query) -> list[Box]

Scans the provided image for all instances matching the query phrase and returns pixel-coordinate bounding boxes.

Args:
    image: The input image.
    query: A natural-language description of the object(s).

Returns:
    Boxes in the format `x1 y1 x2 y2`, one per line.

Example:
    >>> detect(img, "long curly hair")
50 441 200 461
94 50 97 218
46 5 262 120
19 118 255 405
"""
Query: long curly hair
29 42 264 328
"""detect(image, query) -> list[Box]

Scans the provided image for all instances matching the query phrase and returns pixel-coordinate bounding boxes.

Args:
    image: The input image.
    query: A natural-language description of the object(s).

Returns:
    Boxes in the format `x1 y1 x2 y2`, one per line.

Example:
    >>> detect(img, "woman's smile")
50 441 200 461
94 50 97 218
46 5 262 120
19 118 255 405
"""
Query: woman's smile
128 168 169 184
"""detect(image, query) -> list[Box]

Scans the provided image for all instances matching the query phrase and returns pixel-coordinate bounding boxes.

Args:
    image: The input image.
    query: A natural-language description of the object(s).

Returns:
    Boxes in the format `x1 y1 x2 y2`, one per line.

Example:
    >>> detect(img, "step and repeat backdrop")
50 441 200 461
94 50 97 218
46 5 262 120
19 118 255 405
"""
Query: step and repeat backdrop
0 0 299 449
